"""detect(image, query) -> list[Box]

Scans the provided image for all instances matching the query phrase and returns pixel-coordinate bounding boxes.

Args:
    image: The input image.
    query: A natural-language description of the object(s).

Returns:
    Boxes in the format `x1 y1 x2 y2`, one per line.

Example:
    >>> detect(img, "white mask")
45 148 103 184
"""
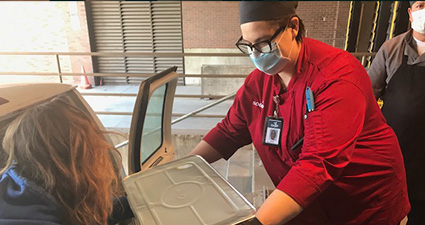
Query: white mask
249 30 294 75
411 9 425 34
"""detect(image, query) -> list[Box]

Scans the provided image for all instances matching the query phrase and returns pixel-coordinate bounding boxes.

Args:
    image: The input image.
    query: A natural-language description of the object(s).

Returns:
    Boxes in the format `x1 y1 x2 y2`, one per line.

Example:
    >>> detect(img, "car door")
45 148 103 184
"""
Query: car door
127 66 178 174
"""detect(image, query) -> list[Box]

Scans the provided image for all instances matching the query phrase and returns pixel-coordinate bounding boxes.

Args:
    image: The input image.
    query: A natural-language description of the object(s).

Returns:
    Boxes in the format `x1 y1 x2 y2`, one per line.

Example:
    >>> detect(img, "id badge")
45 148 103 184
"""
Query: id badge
262 116 283 146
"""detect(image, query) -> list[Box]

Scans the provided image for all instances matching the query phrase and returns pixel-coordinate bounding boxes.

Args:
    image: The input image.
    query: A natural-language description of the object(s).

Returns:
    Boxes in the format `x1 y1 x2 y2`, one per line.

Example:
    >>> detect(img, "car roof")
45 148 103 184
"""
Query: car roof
0 83 75 119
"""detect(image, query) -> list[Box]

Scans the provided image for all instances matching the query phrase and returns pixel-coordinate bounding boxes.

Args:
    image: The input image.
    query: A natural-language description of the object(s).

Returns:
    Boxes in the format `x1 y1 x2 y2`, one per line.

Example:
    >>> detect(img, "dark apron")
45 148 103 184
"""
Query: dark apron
381 54 425 201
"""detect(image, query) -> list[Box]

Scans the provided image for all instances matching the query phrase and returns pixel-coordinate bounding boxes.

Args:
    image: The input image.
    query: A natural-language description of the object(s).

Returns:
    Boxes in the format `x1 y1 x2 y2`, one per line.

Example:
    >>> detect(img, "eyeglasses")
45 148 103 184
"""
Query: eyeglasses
236 25 286 55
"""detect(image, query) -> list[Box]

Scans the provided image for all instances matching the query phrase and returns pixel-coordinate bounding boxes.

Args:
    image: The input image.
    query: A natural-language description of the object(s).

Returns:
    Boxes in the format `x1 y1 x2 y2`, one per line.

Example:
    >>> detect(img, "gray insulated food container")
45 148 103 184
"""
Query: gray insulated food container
123 155 256 225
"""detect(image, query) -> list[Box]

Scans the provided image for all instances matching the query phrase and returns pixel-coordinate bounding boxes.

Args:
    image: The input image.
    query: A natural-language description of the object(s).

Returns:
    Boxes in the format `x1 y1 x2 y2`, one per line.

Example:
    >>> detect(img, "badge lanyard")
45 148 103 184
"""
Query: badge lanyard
262 87 315 148
262 95 284 147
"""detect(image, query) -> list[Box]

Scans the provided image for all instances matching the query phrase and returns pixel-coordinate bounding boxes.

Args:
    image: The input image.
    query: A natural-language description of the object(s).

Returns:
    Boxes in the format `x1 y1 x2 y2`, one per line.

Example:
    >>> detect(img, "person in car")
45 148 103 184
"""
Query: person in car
0 96 133 225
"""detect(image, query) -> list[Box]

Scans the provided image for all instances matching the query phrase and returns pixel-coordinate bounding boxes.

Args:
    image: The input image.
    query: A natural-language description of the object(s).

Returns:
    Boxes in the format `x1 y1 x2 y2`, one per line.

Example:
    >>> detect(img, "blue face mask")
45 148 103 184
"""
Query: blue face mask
249 32 293 75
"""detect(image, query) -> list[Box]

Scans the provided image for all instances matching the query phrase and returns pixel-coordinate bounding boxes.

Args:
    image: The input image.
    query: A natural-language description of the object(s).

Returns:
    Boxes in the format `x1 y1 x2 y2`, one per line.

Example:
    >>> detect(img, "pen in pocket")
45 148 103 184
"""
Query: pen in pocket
291 137 304 151
306 87 315 112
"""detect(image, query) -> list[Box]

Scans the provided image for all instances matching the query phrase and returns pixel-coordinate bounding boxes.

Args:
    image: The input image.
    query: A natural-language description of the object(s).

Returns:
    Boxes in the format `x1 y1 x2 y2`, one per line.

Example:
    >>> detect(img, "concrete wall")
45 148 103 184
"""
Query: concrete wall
201 64 255 96
184 48 252 85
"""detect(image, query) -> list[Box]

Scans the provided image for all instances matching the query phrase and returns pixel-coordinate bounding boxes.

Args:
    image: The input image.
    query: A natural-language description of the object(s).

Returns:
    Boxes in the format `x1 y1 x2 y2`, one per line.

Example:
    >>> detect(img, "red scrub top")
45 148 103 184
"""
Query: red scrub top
203 38 410 224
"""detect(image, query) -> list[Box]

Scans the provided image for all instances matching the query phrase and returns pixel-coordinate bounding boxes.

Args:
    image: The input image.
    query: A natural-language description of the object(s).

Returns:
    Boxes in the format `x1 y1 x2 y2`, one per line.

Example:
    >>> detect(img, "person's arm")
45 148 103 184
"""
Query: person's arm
255 189 303 225
189 140 223 163
367 44 388 99
108 196 134 225
189 76 253 162
254 81 367 224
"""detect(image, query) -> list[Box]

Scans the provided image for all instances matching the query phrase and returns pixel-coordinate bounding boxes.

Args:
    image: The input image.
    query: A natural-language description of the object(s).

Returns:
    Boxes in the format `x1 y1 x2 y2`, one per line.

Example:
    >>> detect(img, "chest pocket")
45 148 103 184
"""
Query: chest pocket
287 104 322 161
303 110 323 151
288 137 303 161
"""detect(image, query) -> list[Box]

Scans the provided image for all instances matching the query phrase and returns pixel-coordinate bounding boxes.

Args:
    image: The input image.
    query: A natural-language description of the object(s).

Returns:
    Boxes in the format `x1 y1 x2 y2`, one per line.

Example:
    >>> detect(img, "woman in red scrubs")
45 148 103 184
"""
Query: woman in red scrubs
190 2 410 225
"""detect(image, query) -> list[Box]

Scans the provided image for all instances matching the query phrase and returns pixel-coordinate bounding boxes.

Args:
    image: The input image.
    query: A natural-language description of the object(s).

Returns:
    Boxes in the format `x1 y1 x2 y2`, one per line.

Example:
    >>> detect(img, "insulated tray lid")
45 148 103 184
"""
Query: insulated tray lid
123 155 256 225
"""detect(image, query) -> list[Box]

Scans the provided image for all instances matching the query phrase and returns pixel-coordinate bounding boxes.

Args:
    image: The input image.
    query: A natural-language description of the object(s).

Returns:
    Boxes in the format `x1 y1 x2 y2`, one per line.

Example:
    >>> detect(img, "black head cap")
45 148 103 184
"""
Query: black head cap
239 1 298 25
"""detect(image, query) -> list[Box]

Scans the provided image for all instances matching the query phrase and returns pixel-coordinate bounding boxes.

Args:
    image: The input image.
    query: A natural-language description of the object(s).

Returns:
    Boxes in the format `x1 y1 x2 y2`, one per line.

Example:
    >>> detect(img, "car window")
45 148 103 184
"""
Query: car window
141 84 166 163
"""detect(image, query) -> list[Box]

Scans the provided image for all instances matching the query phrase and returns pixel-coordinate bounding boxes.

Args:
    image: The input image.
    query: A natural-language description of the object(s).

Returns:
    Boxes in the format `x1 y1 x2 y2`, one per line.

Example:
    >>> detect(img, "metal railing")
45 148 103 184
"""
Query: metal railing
114 92 237 150
0 51 376 119
0 50 377 153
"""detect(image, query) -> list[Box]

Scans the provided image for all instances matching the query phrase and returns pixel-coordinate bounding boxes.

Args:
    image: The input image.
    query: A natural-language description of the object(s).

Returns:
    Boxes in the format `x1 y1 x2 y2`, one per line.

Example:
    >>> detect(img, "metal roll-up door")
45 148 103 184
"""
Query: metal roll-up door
151 2 183 76
87 1 184 85
90 1 126 84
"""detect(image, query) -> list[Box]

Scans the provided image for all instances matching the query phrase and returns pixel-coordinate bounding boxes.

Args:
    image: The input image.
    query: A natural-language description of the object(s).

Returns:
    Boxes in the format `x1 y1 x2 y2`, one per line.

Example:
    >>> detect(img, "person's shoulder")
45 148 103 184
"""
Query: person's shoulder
303 38 371 95
0 166 63 224
1 165 24 186
304 38 362 79
304 37 345 55
245 68 263 82
304 37 350 68
389 31 410 43
243 68 272 88
236 68 274 102
380 31 410 51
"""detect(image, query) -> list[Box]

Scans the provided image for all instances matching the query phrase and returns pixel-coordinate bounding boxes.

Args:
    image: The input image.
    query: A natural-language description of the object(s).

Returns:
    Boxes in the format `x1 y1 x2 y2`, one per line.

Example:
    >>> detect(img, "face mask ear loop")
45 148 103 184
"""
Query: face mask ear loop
273 28 285 52
275 18 296 58
286 34 295 59
287 17 299 55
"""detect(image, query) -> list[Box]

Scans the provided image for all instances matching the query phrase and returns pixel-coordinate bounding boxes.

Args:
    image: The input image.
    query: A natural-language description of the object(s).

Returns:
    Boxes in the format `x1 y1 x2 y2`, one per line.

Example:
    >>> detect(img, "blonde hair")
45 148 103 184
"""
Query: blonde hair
1 96 119 225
